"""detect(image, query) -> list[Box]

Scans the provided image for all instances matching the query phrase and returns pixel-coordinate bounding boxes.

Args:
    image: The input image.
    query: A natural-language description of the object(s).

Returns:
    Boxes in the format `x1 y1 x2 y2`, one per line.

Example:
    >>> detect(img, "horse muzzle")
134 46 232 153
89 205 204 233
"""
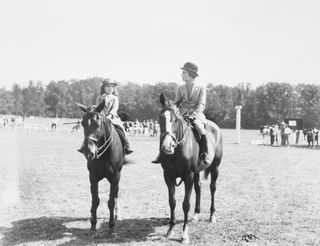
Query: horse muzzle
161 134 177 155
85 151 95 161
84 144 98 161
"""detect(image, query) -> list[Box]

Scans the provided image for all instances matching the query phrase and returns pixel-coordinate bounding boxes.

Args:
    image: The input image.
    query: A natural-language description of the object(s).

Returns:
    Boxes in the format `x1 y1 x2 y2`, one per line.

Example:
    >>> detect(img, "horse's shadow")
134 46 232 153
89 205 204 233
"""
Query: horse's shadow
0 216 178 246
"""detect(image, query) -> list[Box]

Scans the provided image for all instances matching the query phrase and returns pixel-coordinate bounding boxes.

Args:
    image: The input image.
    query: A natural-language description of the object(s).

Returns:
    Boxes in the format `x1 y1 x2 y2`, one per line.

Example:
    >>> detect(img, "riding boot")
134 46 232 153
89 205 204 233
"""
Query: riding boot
151 140 161 164
199 134 210 165
151 153 161 164
77 142 85 154
124 138 133 155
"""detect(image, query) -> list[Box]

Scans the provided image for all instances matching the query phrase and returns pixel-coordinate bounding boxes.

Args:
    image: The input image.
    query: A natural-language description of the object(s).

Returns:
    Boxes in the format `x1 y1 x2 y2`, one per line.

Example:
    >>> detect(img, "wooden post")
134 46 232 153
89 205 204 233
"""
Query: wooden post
235 105 243 144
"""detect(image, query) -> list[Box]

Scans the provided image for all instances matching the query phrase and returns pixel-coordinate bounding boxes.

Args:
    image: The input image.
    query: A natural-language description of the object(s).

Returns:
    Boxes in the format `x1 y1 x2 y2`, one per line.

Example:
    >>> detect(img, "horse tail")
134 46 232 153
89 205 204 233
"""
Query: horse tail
203 128 223 180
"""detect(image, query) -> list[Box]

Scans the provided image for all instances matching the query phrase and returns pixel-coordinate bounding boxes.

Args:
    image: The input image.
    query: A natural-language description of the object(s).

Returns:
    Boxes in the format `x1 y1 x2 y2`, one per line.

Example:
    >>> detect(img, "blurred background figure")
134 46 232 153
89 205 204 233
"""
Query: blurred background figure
295 129 300 145
270 124 275 145
51 117 58 131
284 124 292 146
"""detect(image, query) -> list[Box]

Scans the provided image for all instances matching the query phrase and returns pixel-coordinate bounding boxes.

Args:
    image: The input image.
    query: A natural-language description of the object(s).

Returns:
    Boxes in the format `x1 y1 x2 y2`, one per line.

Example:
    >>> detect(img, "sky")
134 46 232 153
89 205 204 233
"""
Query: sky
1 0 320 89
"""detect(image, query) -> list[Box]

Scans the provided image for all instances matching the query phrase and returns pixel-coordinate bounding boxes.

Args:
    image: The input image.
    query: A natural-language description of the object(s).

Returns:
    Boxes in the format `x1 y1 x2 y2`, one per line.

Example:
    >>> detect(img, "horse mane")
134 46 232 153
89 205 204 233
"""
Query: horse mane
165 100 182 119
165 101 190 142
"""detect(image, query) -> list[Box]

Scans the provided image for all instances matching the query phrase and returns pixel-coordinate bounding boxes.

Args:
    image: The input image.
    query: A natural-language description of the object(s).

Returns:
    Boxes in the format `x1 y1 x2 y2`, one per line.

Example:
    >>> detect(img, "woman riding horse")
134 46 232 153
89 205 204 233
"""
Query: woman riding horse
157 93 223 244
152 62 210 164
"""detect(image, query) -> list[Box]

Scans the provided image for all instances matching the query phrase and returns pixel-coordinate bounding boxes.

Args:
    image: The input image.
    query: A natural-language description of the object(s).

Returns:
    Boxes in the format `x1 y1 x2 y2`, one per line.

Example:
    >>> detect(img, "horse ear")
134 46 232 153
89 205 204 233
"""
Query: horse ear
160 93 166 106
95 99 105 113
75 102 87 112
175 96 184 108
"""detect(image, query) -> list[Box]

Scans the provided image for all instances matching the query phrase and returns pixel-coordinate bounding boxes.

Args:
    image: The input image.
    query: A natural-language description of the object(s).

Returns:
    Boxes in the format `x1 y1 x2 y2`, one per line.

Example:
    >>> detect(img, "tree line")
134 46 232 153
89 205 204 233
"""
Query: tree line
1 78 320 129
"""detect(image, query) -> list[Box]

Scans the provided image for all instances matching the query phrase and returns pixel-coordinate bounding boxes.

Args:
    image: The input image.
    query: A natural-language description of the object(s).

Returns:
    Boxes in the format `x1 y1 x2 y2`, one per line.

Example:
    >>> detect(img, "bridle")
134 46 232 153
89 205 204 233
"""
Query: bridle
161 108 190 151
84 115 113 159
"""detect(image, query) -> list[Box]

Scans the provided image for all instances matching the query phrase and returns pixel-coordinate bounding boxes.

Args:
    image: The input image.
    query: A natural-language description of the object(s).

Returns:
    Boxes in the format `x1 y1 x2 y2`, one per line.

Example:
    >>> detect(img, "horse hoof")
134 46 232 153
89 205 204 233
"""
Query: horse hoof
166 229 174 239
109 231 118 240
209 215 217 223
90 230 98 238
191 213 200 222
108 227 117 239
181 237 190 244
115 215 122 221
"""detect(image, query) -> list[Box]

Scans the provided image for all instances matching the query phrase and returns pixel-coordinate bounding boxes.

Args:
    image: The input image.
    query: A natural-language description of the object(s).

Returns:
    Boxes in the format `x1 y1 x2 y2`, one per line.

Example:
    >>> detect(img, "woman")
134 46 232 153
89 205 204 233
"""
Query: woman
78 79 133 155
152 62 209 164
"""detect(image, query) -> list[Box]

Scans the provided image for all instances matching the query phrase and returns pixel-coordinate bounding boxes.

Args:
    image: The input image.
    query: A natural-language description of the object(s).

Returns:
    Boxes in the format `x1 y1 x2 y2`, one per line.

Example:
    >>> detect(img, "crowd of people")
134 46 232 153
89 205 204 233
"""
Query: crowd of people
124 119 160 138
0 114 24 129
260 122 319 147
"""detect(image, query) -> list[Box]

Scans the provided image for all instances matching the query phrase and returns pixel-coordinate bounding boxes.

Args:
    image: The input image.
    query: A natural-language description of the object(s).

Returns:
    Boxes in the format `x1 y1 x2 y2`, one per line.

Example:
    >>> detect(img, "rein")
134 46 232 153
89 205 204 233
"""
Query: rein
165 115 190 149
86 115 113 159
96 135 112 159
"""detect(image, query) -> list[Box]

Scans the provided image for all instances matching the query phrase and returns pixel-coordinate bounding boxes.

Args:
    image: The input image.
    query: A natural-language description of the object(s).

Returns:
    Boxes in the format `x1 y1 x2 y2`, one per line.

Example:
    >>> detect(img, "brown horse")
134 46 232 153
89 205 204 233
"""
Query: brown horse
77 100 124 237
158 93 223 244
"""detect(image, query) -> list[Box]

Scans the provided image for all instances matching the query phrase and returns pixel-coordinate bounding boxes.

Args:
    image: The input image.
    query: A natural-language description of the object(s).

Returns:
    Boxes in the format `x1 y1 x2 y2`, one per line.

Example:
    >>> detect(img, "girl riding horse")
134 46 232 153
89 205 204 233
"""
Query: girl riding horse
78 79 133 155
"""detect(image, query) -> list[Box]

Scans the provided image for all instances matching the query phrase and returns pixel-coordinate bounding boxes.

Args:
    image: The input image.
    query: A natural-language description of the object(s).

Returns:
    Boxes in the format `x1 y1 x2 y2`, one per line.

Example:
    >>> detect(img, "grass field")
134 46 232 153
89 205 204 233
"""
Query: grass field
0 120 320 245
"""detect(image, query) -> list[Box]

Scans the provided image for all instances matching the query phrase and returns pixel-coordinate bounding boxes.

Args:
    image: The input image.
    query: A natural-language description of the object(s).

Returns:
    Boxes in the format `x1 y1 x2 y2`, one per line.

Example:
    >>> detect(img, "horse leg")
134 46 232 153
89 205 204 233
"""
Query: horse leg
108 170 120 236
164 172 176 239
209 165 219 223
89 173 100 234
191 172 201 222
115 183 122 221
181 173 194 244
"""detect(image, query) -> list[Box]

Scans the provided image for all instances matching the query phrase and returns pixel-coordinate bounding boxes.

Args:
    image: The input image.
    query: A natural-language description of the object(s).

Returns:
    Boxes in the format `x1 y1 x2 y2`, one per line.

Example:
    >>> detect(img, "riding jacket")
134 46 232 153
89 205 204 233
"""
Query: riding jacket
175 83 207 123
96 93 122 125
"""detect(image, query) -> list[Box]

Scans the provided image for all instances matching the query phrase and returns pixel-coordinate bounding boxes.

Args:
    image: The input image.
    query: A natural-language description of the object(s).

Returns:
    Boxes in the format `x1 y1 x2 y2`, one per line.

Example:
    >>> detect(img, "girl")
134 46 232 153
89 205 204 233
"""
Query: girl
78 79 133 155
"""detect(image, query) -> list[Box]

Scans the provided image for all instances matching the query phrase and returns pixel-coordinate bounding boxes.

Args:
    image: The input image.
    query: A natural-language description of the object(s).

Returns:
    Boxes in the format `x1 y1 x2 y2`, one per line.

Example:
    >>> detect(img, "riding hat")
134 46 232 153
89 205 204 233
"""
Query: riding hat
102 78 118 86
180 62 199 77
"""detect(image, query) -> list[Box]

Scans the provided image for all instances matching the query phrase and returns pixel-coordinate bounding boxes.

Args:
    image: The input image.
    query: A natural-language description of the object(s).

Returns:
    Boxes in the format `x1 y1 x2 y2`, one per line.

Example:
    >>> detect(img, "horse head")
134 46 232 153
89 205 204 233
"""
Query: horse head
76 100 112 161
159 93 185 155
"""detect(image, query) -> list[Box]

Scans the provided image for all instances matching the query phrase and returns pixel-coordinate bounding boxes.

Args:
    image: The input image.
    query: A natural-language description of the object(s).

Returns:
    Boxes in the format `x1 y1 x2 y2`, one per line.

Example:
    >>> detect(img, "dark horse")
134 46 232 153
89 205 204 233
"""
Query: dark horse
76 100 124 236
158 94 223 244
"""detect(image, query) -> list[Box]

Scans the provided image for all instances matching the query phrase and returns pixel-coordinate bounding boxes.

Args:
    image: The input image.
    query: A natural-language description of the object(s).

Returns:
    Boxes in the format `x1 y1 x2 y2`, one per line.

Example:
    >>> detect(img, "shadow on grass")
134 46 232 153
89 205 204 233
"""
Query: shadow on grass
0 216 178 246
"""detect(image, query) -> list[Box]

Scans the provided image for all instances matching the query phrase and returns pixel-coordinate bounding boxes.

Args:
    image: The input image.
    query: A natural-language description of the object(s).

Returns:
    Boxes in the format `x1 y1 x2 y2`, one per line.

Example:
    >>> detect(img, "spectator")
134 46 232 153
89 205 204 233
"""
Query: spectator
280 122 286 146
284 124 292 146
295 129 300 145
270 124 275 145
274 124 280 144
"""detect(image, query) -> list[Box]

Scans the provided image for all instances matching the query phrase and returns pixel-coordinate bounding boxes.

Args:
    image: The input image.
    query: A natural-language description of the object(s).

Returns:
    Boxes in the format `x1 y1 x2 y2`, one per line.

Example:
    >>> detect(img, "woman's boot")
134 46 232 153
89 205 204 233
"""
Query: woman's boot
151 153 161 163
124 138 133 154
199 134 210 164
